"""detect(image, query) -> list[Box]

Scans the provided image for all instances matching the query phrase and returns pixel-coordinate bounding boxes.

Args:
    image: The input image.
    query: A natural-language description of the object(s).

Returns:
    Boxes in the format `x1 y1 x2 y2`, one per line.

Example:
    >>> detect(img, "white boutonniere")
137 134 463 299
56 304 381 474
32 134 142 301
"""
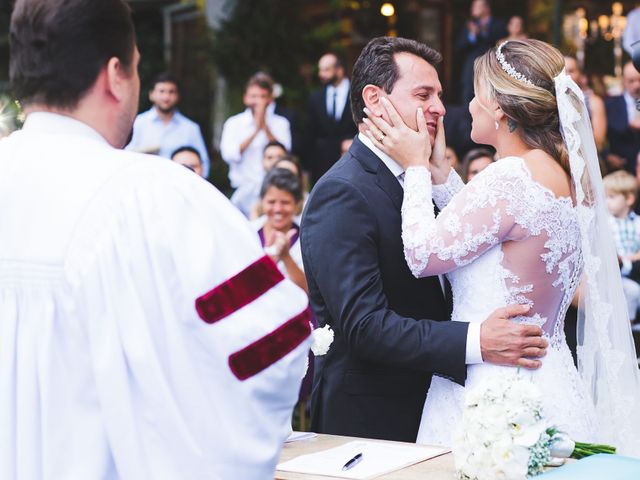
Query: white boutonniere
302 324 334 379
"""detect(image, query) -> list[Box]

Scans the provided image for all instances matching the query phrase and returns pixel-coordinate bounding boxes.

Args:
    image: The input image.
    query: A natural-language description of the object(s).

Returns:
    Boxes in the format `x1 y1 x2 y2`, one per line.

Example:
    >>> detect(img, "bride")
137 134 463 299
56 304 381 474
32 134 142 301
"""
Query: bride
363 39 640 454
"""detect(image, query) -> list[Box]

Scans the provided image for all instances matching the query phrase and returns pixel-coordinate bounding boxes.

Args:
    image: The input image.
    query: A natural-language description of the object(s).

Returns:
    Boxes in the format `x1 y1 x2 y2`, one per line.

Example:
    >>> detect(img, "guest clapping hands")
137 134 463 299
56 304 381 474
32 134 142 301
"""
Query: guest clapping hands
253 168 307 292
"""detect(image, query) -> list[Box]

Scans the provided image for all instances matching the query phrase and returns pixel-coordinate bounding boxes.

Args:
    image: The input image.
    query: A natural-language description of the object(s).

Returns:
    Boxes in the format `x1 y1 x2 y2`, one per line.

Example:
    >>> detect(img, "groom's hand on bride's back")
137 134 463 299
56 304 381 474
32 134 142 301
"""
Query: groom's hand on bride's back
480 304 548 369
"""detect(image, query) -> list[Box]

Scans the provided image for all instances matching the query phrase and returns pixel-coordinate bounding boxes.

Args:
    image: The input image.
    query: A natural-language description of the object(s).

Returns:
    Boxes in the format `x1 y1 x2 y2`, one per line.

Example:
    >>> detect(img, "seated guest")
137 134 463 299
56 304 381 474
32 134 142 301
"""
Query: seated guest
605 61 640 173
604 170 640 321
274 156 309 219
252 168 307 292
274 156 300 176
461 147 495 183
262 140 288 171
249 144 296 220
171 146 203 177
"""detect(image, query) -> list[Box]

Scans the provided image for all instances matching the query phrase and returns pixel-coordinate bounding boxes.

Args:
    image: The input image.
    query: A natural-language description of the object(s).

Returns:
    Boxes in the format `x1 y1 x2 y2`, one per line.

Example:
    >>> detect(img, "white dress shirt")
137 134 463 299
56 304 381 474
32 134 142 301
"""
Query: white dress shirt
220 106 291 216
358 133 483 364
325 78 350 121
0 112 309 479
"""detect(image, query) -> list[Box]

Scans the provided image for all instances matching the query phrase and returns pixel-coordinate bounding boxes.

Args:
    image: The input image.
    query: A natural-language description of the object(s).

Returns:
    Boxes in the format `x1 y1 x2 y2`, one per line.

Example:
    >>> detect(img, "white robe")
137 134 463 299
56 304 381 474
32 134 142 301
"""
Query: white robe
0 112 310 479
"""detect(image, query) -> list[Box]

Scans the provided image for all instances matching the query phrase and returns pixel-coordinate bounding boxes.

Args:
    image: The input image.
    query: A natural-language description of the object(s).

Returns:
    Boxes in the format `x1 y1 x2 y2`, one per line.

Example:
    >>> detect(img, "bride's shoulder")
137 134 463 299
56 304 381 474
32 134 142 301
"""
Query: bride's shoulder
473 156 528 180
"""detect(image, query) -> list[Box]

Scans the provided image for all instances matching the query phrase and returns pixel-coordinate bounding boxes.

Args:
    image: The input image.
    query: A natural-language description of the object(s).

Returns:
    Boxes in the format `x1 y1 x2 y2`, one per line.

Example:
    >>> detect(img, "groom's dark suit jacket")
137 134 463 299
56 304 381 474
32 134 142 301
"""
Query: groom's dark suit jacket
300 137 469 442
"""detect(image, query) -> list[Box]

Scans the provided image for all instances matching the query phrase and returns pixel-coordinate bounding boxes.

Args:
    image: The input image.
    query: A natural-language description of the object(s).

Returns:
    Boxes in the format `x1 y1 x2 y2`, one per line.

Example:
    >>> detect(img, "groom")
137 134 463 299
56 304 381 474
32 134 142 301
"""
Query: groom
300 36 547 442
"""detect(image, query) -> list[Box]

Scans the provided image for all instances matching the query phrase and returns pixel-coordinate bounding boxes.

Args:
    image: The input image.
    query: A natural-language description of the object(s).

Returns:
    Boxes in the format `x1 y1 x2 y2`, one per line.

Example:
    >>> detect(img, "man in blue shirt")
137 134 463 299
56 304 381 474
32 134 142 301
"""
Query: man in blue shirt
127 72 210 177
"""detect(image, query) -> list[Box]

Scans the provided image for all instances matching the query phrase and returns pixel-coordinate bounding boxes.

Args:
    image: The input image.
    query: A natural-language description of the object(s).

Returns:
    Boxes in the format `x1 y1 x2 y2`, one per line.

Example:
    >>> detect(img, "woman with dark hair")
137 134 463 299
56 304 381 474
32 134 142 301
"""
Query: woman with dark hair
252 168 307 292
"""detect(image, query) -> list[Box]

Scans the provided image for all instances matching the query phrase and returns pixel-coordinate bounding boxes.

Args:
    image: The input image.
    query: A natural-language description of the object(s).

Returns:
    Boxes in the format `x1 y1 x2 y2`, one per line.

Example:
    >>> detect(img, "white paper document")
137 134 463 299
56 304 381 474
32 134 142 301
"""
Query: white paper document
276 440 449 479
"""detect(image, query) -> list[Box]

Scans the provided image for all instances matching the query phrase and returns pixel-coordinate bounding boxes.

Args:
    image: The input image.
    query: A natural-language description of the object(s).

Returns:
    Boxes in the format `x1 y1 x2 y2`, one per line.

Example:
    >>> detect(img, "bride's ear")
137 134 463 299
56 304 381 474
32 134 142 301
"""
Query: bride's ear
494 106 506 122
362 85 384 118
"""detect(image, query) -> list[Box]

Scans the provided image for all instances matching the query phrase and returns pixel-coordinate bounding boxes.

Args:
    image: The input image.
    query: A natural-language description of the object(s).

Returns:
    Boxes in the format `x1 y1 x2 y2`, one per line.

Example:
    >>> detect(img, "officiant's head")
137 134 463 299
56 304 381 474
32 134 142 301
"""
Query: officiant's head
352 36 446 145
10 0 140 149
469 39 570 173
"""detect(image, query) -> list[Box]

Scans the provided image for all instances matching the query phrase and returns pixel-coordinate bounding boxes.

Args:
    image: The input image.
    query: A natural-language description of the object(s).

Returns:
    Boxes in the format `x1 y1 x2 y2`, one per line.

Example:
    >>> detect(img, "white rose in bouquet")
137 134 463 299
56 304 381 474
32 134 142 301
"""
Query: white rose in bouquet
453 371 616 480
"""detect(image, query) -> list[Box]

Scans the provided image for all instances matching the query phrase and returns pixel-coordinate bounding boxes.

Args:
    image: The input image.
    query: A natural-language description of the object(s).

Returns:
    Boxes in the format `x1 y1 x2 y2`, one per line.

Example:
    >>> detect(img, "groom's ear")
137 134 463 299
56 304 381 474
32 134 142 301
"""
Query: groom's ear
362 84 384 118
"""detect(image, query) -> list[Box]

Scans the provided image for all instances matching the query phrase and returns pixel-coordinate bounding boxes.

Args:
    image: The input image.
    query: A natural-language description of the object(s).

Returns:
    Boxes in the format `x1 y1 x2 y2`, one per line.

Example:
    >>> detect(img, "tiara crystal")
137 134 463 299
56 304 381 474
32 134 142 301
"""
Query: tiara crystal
495 41 535 87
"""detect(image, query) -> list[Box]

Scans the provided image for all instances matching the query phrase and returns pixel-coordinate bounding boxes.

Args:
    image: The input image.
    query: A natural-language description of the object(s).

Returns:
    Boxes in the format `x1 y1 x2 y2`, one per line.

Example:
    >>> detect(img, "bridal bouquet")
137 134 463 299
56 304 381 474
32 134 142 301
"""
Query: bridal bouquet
452 372 615 480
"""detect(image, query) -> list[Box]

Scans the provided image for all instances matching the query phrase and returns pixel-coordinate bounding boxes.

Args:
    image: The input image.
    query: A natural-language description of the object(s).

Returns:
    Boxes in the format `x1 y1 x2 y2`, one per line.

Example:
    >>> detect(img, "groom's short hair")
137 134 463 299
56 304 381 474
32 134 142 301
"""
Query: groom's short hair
350 37 442 125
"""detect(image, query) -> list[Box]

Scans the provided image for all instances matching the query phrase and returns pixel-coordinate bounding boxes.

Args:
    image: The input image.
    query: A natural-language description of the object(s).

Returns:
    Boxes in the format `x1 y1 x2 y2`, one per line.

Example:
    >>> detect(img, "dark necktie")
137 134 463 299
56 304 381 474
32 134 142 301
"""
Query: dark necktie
331 90 337 121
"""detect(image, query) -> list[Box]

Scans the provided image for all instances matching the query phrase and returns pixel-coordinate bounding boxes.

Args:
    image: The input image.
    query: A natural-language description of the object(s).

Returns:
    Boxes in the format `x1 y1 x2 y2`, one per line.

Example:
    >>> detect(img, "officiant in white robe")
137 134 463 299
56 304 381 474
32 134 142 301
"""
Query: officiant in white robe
0 1 311 479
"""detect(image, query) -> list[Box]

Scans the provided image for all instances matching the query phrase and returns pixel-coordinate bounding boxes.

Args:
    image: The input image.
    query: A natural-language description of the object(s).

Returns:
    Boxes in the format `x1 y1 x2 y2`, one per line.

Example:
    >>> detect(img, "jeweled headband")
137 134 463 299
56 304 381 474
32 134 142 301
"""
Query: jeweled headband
495 41 535 87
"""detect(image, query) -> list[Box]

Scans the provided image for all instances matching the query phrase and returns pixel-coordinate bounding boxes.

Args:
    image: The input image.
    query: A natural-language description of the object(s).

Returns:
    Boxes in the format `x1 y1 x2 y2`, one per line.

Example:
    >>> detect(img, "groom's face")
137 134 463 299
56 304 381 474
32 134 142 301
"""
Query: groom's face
384 52 445 145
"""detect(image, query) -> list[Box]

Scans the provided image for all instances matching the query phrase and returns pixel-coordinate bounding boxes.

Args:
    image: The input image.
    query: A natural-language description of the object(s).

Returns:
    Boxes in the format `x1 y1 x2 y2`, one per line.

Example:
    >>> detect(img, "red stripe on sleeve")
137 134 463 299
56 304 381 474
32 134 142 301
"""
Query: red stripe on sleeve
228 308 312 381
195 255 284 324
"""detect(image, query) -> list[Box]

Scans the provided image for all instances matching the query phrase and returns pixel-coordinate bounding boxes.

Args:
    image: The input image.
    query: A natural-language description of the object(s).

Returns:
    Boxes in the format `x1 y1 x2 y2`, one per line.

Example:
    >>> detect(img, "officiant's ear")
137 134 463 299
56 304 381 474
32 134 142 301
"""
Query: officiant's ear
362 84 384 118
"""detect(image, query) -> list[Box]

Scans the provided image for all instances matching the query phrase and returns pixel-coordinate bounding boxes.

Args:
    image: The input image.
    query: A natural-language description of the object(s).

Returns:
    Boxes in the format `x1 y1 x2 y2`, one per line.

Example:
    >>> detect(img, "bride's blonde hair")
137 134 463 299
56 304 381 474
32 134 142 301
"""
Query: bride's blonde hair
474 39 570 173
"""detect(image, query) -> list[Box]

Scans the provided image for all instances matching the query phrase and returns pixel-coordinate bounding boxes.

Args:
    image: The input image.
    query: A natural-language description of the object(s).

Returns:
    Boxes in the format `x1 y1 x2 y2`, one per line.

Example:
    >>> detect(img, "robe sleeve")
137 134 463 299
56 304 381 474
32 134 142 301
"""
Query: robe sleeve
65 158 310 479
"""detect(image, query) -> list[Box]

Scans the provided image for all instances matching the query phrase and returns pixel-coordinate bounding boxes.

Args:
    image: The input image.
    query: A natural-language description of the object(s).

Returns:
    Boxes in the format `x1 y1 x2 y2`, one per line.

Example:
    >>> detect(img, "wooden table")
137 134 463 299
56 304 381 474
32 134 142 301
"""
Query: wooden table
275 433 455 480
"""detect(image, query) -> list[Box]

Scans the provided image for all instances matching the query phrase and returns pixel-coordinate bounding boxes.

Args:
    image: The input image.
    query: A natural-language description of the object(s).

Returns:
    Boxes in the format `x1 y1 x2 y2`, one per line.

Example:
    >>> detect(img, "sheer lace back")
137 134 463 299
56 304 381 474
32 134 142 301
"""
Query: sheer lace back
402 157 581 345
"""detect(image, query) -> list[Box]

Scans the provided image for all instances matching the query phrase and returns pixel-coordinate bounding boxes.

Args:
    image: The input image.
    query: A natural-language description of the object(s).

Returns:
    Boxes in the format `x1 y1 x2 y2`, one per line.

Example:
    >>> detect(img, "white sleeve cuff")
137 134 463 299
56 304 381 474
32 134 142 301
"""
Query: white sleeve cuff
465 322 484 364
432 168 464 210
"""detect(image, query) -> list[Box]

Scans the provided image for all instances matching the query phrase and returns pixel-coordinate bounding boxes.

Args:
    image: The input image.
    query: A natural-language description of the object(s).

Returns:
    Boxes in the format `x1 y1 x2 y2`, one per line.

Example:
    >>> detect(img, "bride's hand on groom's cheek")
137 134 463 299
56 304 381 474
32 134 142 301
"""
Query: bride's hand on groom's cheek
429 116 451 185
479 304 548 370
362 98 430 169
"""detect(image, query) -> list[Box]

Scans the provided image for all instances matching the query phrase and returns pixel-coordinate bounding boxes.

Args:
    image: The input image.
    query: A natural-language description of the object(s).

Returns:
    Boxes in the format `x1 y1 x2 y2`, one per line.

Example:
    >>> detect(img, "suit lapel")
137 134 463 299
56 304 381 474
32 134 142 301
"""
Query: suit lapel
350 137 450 307
350 138 403 211
375 165 404 212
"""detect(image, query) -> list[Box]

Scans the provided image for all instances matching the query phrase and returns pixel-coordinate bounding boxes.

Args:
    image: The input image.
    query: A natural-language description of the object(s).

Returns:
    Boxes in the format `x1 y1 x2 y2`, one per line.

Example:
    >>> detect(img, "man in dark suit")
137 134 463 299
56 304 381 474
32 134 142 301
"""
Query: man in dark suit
305 53 358 184
301 36 546 442
605 61 640 174
455 0 507 104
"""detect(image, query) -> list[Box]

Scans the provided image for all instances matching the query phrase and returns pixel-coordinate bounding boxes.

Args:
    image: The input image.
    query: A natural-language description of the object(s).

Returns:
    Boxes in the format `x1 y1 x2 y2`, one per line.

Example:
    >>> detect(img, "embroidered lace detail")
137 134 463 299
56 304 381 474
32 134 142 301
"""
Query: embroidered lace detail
555 70 640 454
404 157 597 447
402 158 579 343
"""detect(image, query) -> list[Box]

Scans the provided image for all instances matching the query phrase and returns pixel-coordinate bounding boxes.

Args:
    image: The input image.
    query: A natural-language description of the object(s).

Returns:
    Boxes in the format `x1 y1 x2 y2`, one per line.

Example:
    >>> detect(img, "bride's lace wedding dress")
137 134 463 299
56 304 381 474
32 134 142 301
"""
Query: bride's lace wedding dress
402 156 597 446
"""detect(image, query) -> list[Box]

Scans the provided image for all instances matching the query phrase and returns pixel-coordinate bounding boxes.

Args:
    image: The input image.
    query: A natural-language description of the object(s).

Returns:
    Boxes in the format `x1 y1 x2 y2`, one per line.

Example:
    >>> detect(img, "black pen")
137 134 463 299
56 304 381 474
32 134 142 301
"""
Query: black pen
342 452 363 471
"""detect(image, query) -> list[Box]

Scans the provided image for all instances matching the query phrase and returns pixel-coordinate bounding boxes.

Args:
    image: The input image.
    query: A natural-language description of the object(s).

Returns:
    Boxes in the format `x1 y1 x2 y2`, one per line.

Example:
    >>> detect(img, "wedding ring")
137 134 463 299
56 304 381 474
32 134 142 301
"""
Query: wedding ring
379 134 385 143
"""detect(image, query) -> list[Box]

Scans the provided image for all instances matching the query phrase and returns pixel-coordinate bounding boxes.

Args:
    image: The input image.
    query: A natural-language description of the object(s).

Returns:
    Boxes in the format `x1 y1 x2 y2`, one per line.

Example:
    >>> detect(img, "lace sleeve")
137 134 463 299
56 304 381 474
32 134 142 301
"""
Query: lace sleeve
401 163 529 278
432 168 465 210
